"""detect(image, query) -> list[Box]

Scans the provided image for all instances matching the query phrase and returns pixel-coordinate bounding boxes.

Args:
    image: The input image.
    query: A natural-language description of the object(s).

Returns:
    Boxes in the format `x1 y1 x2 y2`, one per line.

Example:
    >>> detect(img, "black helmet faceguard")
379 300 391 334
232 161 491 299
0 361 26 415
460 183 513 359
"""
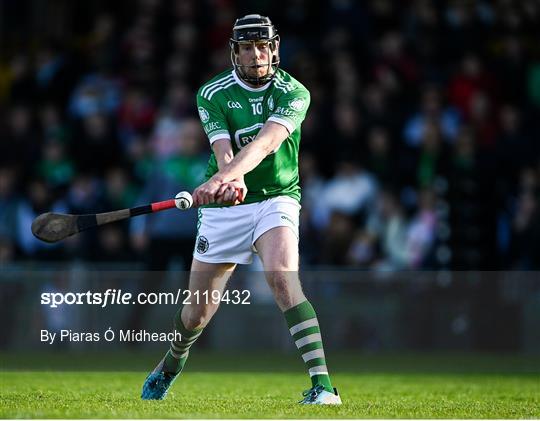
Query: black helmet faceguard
229 14 280 86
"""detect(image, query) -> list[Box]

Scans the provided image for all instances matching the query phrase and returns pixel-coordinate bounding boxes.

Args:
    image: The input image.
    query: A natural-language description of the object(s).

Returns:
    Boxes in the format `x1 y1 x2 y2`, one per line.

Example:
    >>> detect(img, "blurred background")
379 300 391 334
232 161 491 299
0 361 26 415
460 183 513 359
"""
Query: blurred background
0 0 539 354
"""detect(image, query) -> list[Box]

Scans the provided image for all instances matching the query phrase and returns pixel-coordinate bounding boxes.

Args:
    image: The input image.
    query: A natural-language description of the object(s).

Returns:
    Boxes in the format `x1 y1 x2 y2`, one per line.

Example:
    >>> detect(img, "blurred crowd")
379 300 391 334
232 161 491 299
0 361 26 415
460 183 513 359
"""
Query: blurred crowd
1 0 539 270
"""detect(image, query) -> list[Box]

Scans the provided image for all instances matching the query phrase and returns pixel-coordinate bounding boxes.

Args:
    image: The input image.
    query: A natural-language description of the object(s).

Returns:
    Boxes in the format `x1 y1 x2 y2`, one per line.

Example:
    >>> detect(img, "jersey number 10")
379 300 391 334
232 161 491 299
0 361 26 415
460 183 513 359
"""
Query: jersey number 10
251 103 263 115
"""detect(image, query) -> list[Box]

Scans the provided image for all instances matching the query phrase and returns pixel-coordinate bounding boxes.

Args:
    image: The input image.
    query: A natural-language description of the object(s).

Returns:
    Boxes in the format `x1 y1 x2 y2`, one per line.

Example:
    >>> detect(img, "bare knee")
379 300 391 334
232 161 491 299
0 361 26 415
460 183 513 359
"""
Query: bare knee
181 304 218 330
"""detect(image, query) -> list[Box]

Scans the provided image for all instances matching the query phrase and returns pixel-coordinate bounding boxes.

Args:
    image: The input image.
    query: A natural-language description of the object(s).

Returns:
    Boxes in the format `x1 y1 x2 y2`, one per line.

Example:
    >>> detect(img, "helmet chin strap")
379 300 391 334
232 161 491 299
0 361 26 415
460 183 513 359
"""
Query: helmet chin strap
234 61 275 86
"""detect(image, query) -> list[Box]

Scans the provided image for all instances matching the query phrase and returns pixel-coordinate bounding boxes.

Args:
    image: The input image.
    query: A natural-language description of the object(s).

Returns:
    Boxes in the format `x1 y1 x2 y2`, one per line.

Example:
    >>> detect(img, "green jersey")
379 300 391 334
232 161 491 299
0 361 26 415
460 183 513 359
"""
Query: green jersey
196 68 310 205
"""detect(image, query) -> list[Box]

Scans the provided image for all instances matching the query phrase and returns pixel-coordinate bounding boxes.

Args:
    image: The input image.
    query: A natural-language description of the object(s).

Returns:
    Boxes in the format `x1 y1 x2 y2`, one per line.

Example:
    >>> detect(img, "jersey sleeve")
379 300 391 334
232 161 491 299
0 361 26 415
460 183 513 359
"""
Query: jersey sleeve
267 86 311 134
196 92 230 145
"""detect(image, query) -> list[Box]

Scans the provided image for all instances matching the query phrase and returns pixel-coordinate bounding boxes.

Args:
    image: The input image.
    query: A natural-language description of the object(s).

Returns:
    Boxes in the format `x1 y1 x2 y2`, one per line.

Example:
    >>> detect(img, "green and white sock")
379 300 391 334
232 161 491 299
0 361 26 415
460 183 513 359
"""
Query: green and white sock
163 308 203 374
284 300 334 393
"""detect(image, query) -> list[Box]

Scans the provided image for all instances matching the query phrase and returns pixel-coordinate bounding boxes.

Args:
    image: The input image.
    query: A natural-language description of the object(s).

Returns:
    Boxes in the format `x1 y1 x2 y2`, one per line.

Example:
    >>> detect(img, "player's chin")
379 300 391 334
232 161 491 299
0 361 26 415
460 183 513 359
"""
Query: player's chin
245 67 268 79
244 71 261 79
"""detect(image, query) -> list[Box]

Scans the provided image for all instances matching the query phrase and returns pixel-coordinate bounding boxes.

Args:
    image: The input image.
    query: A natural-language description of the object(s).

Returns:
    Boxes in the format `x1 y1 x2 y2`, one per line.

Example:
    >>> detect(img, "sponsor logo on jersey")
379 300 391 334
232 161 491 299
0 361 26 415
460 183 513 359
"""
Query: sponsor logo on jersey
249 96 264 103
267 96 274 111
275 106 295 117
204 122 221 132
198 107 209 123
288 98 306 112
196 236 209 254
227 101 242 109
234 123 264 149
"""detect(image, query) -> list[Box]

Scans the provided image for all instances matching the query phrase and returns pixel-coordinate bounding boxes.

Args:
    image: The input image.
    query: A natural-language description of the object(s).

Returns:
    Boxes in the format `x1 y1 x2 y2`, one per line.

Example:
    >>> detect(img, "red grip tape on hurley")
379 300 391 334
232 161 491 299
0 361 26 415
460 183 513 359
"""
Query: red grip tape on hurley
151 199 176 212
236 188 244 202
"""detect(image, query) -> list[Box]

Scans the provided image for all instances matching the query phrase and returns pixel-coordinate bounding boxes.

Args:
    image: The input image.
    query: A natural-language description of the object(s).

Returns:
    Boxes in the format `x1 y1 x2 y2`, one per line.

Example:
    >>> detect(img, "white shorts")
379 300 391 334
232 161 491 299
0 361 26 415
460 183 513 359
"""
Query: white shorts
194 196 301 264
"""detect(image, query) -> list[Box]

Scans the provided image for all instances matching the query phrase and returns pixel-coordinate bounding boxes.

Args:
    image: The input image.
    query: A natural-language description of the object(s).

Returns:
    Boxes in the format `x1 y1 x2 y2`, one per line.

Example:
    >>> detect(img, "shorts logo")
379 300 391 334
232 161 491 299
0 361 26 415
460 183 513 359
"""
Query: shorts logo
196 236 209 254
198 107 210 123
281 215 295 225
288 98 305 112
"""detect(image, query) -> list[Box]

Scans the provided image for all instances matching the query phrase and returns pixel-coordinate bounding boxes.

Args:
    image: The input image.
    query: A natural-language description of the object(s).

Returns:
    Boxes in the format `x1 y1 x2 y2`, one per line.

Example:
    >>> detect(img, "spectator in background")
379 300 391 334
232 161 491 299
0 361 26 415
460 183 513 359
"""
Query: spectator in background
103 167 138 211
494 35 528 104
361 83 396 137
467 90 498 147
403 85 461 147
402 119 450 190
3 55 36 104
372 30 419 99
163 82 193 118
117 86 156 146
94 225 133 262
120 12 159 85
68 73 122 119
404 0 442 67
38 140 75 190
347 229 377 269
332 100 363 161
495 104 535 191
311 159 378 232
34 43 75 107
404 187 437 268
84 14 119 72
1 106 40 182
65 174 103 215
320 211 357 265
72 113 122 176
359 189 408 270
350 187 437 270
330 52 361 103
448 53 496 119
365 126 397 187
39 104 69 144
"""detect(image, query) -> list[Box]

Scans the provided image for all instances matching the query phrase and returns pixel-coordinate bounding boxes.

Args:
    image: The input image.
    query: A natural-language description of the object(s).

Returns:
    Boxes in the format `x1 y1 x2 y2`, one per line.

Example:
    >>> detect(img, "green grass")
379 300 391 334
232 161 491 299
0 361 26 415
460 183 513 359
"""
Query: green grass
1 352 539 418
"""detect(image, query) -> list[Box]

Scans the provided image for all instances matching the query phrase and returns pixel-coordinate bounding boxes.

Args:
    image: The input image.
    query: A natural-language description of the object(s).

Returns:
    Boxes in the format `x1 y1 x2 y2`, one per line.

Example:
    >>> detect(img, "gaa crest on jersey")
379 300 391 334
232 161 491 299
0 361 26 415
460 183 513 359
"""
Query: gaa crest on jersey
267 96 274 111
227 101 242 109
198 107 210 123
288 98 306 112
196 236 209 254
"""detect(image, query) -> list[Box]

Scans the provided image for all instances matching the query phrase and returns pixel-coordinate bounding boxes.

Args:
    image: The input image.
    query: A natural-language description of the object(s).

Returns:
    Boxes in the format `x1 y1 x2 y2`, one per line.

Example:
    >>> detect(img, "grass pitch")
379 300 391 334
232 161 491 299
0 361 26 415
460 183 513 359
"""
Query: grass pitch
1 352 539 418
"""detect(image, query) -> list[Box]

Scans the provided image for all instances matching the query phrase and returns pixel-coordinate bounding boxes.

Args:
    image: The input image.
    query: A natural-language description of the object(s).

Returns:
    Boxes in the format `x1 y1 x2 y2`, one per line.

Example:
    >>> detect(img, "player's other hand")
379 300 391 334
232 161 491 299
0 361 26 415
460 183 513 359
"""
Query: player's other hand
216 179 247 205
192 177 222 206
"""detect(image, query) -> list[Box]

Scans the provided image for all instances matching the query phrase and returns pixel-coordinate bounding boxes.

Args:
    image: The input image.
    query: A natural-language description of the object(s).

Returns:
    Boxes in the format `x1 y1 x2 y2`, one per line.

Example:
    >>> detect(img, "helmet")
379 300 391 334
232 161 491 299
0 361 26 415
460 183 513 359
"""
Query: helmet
229 14 280 86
